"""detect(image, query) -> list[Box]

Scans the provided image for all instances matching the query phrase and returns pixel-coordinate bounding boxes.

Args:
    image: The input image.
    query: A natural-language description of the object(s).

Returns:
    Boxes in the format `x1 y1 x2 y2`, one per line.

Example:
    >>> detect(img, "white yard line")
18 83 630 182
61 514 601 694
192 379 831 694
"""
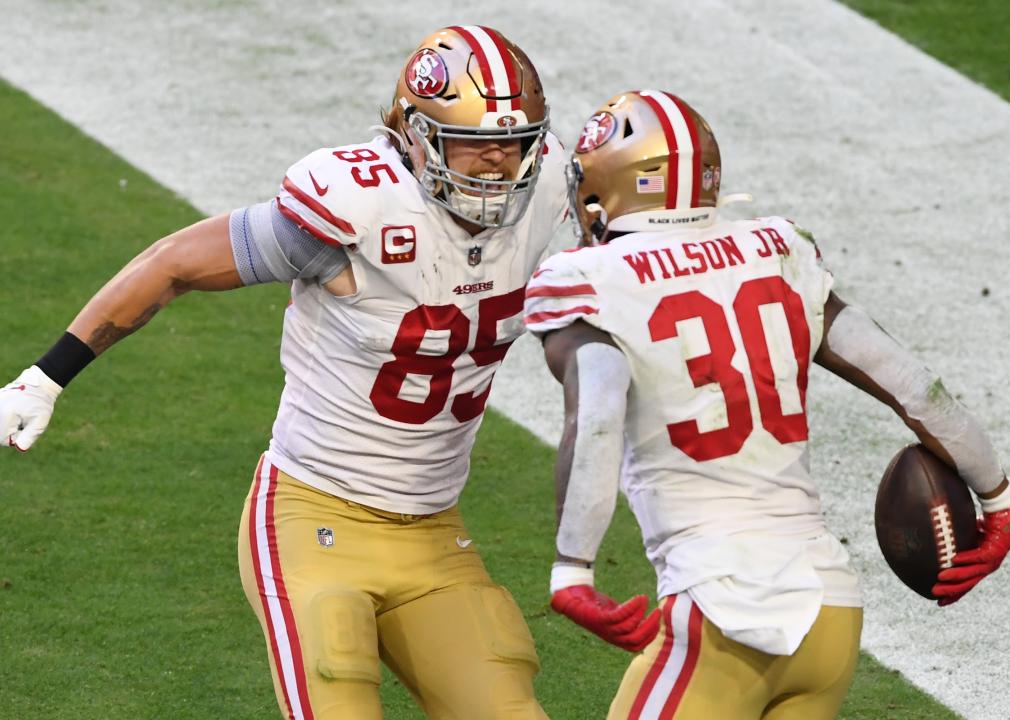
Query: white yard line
3 1 1008 718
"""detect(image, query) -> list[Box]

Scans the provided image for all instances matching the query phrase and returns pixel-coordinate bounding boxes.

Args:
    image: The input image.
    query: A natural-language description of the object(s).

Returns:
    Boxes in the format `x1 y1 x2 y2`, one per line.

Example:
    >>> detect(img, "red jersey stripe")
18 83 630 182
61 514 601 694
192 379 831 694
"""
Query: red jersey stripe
276 201 344 248
667 93 701 208
281 177 356 236
635 91 679 210
525 305 599 325
525 283 597 298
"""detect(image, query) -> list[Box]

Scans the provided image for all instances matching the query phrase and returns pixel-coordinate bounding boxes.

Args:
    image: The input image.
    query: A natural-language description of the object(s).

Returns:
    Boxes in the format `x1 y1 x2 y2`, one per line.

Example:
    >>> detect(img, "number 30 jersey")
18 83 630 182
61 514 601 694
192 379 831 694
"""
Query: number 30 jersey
526 217 861 609
266 134 567 515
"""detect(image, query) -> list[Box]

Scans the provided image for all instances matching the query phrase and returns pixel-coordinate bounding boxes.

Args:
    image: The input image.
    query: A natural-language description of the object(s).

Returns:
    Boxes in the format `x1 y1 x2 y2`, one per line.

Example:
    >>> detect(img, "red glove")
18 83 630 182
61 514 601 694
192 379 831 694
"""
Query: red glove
933 509 1010 606
551 585 661 652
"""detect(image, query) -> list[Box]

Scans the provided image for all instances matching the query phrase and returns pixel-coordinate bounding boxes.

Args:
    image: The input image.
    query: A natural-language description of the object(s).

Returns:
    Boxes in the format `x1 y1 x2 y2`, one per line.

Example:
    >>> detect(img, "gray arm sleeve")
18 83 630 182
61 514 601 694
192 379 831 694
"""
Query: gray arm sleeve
228 200 350 285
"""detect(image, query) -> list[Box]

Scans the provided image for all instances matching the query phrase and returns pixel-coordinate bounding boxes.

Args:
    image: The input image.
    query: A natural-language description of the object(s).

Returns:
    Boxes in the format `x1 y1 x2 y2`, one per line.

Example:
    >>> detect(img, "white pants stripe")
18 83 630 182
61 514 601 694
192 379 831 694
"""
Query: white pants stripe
250 458 313 720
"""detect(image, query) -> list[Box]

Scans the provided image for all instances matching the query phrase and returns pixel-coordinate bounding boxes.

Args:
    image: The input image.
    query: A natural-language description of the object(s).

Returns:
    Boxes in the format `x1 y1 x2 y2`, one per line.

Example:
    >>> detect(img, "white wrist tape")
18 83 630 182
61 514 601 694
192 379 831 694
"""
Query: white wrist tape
826 306 1005 496
555 343 630 563
550 563 595 594
980 482 1010 513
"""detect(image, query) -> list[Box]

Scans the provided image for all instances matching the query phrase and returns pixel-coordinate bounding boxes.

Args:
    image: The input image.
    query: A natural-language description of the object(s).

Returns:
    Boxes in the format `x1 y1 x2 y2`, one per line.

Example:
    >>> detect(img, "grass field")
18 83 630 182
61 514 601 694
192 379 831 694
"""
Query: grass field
2 2 1004 717
838 0 1010 103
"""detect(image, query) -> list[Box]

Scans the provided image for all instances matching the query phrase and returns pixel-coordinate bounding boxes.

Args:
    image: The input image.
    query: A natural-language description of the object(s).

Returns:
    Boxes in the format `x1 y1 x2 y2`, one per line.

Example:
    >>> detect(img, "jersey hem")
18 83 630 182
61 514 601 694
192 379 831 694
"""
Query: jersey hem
264 448 460 516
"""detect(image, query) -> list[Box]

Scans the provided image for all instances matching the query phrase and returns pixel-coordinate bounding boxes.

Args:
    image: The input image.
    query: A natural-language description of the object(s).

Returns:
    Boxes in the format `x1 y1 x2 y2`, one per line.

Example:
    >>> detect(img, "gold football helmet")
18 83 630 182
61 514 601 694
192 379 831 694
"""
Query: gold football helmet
567 90 726 245
383 26 549 229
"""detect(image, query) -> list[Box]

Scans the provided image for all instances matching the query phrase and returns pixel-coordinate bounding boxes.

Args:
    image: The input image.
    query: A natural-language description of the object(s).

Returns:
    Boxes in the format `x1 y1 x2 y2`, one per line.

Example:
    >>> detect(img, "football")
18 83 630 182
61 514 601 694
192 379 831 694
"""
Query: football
874 443 980 599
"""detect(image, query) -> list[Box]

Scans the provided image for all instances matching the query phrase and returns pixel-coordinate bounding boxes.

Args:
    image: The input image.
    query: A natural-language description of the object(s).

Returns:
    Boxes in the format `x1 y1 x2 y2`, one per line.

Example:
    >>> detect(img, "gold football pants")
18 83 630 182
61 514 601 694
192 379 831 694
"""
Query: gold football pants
608 594 862 720
237 456 548 720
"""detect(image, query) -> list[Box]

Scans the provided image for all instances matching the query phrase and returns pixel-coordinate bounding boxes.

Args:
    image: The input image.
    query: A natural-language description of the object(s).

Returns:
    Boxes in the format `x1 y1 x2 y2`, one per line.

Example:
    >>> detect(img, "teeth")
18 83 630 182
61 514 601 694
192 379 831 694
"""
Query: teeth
477 172 504 181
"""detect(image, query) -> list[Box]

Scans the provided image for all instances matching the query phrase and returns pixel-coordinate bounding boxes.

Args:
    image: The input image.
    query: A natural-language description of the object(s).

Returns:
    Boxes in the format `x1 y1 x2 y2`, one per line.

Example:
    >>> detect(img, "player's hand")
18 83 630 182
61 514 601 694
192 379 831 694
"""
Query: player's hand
0 366 63 452
551 585 661 652
933 509 1010 606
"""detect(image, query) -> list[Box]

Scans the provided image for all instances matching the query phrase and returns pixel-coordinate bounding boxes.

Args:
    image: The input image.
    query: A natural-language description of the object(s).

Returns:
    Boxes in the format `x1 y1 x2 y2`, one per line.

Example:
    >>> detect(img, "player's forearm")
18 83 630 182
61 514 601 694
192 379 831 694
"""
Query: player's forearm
554 343 629 565
69 214 240 356
817 301 1005 498
554 414 593 566
68 248 182 354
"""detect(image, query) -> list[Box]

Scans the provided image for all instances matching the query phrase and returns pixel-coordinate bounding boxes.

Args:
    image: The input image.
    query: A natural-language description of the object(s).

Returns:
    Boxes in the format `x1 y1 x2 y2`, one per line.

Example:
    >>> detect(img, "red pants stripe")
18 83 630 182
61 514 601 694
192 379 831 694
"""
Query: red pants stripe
249 458 314 719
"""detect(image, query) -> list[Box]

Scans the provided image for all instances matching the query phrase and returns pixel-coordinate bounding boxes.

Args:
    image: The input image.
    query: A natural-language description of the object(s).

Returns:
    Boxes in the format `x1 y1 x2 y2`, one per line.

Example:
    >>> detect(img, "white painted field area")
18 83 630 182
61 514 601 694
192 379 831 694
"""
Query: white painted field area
3 1 1009 718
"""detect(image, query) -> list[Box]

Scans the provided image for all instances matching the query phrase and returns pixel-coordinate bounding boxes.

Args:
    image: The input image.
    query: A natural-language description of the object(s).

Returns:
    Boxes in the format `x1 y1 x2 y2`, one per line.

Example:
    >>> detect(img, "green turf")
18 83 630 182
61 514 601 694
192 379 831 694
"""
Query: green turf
0 22 980 715
838 0 1010 102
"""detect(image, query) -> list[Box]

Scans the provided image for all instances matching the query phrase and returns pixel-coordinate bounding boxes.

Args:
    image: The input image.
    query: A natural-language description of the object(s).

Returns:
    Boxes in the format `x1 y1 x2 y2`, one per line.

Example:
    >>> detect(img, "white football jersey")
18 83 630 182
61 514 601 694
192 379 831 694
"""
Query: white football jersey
525 216 861 613
266 133 567 514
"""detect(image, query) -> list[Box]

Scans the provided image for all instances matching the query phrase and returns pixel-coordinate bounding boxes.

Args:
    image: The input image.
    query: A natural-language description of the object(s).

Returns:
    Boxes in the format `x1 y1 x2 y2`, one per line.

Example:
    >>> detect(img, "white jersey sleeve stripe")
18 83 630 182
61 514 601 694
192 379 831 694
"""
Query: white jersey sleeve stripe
249 458 314 720
525 252 600 334
525 305 599 328
275 201 344 248
525 282 597 298
279 176 356 238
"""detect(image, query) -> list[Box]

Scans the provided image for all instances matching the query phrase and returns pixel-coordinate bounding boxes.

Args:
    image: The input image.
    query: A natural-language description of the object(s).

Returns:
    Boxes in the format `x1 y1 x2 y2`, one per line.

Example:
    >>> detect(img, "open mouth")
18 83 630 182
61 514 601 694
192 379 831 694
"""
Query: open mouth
459 172 507 195
477 172 506 193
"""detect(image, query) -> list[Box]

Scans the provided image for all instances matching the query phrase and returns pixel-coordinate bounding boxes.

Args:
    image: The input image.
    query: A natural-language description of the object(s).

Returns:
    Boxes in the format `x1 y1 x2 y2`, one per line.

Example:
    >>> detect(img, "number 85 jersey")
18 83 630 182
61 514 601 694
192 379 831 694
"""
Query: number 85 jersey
525 217 835 552
266 134 567 515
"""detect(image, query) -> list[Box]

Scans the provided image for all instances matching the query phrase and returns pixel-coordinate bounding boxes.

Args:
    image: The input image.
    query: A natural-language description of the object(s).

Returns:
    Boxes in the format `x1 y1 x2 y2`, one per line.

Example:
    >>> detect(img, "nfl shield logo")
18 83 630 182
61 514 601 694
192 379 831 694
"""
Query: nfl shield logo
316 527 334 548
468 246 482 266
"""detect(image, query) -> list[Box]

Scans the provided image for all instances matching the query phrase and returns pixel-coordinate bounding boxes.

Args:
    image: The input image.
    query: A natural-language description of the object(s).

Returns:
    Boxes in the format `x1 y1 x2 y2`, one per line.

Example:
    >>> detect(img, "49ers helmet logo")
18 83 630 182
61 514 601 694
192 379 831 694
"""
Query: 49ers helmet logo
576 111 617 154
406 49 449 98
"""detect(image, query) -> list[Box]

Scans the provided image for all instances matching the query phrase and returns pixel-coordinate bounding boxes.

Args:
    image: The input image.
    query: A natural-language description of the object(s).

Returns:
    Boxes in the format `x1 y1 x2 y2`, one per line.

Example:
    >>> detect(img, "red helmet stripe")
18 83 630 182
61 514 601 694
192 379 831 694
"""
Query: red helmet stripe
637 90 701 210
450 25 519 113
449 26 494 112
482 26 521 111
667 93 701 208
635 91 680 210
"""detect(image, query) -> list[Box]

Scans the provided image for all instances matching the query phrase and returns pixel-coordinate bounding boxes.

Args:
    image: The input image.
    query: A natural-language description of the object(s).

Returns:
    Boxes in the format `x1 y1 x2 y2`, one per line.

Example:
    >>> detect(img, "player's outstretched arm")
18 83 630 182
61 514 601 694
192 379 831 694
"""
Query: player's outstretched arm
541 321 660 652
815 291 1010 605
1 214 242 452
68 214 242 353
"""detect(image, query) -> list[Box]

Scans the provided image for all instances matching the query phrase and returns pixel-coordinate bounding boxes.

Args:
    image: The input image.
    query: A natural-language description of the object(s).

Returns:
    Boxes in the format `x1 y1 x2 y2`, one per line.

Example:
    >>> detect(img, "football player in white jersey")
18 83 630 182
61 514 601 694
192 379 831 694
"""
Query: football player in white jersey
0 27 568 719
524 90 1010 719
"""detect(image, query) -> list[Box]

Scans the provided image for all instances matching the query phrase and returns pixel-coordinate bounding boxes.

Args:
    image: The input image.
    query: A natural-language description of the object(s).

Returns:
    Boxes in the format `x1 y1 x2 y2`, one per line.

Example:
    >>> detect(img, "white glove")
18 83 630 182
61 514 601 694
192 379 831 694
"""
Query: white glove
1 366 63 452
